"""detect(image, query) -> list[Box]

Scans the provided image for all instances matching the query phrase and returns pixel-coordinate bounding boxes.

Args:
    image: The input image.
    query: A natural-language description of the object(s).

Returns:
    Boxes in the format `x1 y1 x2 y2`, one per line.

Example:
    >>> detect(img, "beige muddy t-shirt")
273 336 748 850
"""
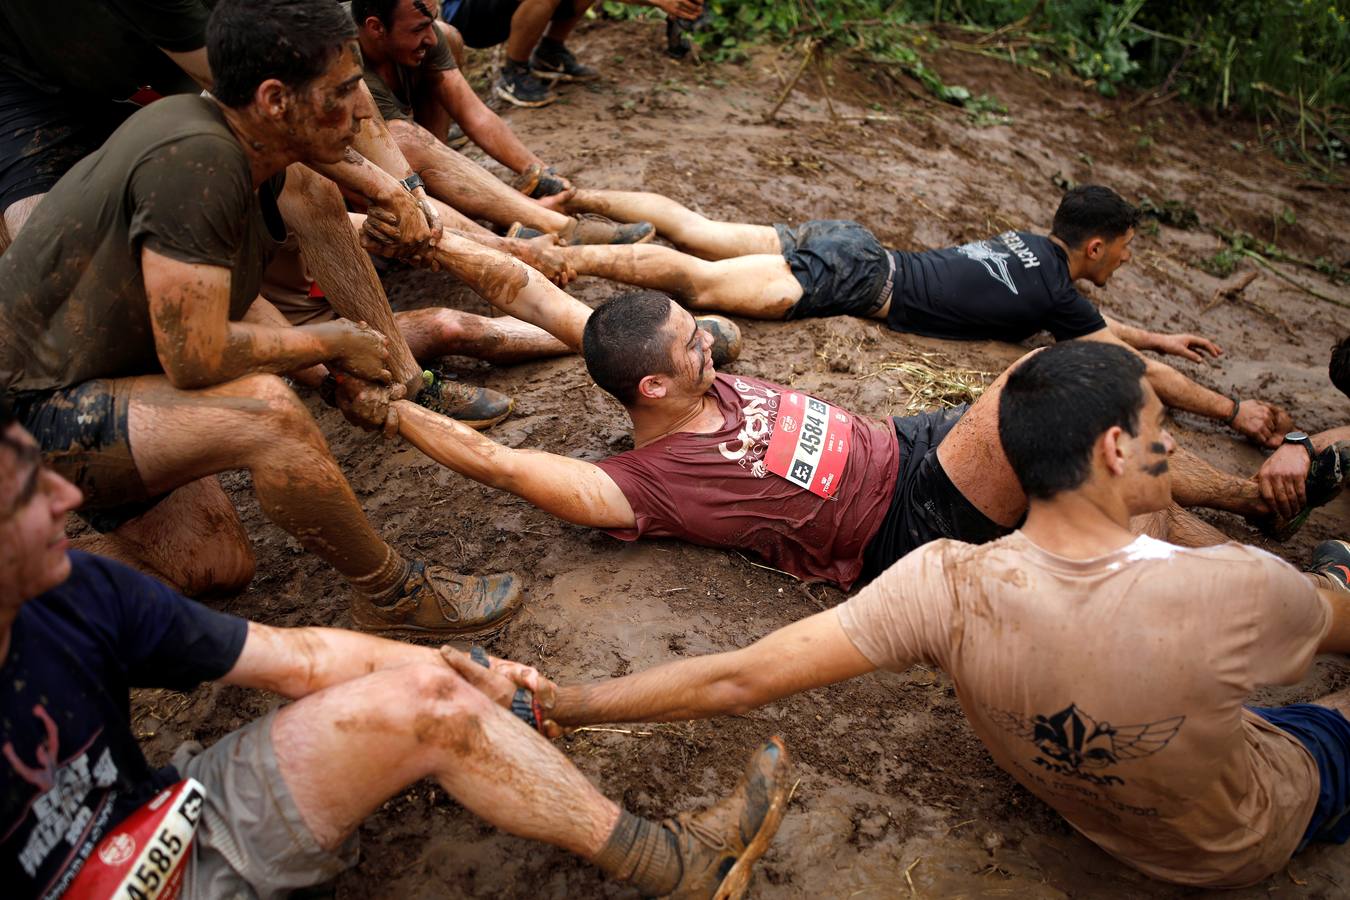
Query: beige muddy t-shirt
837 532 1331 888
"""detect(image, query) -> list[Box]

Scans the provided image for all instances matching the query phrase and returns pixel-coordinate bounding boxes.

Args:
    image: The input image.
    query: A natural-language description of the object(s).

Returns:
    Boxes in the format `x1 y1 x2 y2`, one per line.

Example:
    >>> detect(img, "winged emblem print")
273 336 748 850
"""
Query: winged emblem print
956 240 1019 294
990 703 1184 770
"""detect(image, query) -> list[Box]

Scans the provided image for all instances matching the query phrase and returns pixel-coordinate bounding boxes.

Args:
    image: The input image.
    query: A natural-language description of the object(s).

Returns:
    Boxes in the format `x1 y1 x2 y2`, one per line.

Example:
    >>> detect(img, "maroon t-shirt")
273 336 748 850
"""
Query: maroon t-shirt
596 374 900 589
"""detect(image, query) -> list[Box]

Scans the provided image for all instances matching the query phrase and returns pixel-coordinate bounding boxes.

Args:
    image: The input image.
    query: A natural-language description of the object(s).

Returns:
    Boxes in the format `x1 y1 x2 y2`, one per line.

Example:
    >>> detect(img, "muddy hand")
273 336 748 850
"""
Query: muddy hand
1230 399 1280 447
534 184 576 214
1256 442 1310 520
1156 332 1223 362
333 373 405 435
363 184 438 266
441 646 559 725
654 0 703 19
328 319 393 383
518 234 574 286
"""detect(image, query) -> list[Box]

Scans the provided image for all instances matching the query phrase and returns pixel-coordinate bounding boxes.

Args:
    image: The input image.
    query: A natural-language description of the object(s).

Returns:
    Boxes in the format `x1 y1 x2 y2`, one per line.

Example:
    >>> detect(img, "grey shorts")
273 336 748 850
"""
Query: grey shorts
174 711 358 900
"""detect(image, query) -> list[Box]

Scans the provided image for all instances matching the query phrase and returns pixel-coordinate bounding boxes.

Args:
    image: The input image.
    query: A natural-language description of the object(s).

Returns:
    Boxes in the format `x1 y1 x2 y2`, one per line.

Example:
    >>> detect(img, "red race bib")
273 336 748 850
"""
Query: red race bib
66 778 205 900
765 391 851 498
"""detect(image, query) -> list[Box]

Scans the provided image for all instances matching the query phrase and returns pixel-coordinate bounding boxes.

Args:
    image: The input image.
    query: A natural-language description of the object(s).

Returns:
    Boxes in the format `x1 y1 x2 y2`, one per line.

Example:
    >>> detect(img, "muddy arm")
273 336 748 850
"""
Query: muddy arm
549 610 875 728
1102 314 1223 363
394 401 636 529
433 67 541 174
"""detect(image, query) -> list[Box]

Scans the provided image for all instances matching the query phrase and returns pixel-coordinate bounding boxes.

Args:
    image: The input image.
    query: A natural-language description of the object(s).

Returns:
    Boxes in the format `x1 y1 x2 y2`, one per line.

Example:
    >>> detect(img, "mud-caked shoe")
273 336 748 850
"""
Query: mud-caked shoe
417 370 514 430
353 561 524 639
495 60 557 108
445 122 470 149
696 315 742 369
1259 441 1348 541
504 222 546 241
530 38 600 82
664 736 791 899
563 213 655 246
1310 540 1350 594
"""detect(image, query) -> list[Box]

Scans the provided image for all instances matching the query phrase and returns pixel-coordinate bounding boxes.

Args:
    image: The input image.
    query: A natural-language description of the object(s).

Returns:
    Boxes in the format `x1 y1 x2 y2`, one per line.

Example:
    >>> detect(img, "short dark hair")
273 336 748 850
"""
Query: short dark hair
1332 335 1350 399
998 341 1147 500
1051 185 1141 249
209 0 357 108
583 291 678 406
351 0 401 28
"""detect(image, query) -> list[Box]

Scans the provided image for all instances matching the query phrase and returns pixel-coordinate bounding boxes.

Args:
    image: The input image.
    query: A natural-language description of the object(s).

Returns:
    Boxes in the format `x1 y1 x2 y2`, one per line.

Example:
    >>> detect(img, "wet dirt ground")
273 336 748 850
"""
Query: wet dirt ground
134 18 1350 898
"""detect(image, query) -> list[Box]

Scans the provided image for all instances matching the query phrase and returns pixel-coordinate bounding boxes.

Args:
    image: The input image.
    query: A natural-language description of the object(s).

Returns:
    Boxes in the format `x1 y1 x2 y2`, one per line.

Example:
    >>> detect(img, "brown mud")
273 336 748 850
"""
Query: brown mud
133 19 1350 898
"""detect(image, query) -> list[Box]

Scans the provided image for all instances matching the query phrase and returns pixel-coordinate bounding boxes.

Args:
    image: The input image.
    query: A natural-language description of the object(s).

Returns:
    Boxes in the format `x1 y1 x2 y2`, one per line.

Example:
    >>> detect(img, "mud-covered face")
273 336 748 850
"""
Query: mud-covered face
0 424 82 606
663 304 716 394
1118 381 1174 513
1086 227 1134 287
286 40 372 164
383 0 442 68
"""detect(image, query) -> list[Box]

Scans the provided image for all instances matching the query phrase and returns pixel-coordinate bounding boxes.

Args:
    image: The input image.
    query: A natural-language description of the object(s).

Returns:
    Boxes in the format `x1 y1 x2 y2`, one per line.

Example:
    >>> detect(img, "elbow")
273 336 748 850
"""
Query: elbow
707 672 765 717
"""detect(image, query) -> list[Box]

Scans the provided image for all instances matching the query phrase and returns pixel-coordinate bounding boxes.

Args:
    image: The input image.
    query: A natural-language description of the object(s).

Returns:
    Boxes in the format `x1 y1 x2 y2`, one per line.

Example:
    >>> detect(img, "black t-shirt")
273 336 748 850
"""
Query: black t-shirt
0 552 247 900
889 231 1107 342
0 0 206 100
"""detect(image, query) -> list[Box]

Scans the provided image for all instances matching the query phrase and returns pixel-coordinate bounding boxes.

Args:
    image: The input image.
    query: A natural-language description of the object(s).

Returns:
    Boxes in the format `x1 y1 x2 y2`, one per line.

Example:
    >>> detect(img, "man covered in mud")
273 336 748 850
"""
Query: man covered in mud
453 340 1350 890
0 405 791 900
551 184 1297 448
0 0 522 637
348 0 656 245
338 223 1310 590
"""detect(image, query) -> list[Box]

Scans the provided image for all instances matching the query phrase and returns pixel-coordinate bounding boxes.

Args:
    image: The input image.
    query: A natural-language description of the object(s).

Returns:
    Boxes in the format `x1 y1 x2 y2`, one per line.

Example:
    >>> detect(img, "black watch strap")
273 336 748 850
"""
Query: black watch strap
399 172 424 193
1284 432 1316 464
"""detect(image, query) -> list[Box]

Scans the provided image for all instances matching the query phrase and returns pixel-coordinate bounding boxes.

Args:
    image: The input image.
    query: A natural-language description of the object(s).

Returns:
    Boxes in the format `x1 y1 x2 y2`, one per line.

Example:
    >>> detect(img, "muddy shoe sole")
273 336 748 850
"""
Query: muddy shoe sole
713 737 792 900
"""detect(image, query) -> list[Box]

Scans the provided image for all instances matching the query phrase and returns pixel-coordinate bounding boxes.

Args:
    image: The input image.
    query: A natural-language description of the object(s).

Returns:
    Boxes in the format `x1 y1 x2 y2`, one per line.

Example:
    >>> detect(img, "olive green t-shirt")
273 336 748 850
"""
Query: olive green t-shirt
0 0 206 100
345 1 458 122
0 94 286 392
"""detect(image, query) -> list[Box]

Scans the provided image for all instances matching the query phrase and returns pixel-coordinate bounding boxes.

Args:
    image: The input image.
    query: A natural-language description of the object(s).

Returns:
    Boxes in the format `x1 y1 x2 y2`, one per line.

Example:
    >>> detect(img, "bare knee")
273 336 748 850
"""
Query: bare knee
179 535 255 597
235 374 324 445
399 665 495 751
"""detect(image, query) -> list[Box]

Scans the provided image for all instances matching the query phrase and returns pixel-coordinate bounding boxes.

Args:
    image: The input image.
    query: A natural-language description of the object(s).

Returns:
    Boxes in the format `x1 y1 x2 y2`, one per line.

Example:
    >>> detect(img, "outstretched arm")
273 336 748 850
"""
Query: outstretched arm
223 622 441 699
394 401 636 529
548 609 875 728
1078 327 1290 447
1102 314 1223 363
434 68 542 174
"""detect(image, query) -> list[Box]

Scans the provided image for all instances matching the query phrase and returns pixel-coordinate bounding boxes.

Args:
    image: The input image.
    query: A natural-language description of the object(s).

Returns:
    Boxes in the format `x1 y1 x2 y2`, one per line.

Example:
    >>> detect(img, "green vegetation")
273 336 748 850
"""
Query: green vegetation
598 0 1348 169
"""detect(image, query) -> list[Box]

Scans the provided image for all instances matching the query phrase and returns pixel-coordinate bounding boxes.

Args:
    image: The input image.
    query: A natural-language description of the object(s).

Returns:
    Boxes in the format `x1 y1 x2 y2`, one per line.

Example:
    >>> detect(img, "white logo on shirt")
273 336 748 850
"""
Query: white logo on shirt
955 232 1043 296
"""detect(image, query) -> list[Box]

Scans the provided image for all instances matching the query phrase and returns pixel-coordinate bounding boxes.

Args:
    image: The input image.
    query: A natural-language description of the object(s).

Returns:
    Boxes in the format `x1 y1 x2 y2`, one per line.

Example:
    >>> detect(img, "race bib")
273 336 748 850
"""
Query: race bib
67 779 205 900
765 392 851 498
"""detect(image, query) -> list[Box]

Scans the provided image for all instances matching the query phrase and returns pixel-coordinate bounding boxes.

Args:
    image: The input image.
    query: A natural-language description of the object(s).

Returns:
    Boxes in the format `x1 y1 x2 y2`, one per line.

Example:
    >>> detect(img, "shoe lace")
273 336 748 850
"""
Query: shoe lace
681 815 729 853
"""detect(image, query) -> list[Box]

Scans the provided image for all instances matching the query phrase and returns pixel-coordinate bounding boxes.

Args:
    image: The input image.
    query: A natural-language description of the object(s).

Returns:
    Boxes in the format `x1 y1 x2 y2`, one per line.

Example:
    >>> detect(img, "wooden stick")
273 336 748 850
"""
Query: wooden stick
765 40 816 121
1202 269 1258 312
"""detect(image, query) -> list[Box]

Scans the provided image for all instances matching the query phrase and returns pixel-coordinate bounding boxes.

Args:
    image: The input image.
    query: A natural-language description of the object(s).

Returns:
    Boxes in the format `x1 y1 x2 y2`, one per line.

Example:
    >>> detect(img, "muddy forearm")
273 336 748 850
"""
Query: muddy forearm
309 148 405 208
459 104 541 173
182 320 354 389
1103 315 1158 352
552 656 752 728
1142 357 1232 420
230 623 441 698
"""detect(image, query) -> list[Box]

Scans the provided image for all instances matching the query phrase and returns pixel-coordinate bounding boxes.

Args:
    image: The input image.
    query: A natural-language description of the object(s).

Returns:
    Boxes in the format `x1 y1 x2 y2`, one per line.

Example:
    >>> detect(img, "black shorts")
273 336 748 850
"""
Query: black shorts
11 381 162 532
856 405 1013 586
444 0 581 49
777 220 894 321
0 68 134 214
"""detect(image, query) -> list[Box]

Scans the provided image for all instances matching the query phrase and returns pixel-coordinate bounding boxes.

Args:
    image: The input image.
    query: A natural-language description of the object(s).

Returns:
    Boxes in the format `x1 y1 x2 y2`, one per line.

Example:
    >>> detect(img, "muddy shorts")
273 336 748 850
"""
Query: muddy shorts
173 711 359 899
10 380 161 532
776 220 894 321
442 0 582 49
0 68 133 214
1250 704 1350 850
856 404 1013 586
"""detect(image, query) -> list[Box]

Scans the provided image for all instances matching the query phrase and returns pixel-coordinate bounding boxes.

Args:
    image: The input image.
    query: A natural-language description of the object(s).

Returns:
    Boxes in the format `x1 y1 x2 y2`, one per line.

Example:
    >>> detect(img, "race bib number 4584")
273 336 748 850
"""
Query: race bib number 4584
765 392 851 498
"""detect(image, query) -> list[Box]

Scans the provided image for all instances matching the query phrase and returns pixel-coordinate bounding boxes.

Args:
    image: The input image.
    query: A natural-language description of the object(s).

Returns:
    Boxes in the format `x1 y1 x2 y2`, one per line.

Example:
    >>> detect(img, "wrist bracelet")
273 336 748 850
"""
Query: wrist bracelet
1223 393 1241 426
399 172 424 193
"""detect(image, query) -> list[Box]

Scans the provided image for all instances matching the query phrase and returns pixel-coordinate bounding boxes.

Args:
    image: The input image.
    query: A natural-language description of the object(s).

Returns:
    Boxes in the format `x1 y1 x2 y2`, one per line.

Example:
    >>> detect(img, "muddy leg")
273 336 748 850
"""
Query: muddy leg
566 189 780 260
72 476 255 597
279 164 422 394
505 0 564 65
1170 446 1266 516
541 0 594 43
1128 504 1230 546
563 244 802 319
272 664 619 855
396 307 570 364
388 119 571 233
125 374 412 594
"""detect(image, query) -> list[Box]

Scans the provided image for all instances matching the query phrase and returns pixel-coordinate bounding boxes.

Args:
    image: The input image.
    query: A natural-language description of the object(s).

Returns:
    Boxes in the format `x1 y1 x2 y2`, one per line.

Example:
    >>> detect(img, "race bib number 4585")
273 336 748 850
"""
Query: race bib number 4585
765 392 851 498
67 779 205 900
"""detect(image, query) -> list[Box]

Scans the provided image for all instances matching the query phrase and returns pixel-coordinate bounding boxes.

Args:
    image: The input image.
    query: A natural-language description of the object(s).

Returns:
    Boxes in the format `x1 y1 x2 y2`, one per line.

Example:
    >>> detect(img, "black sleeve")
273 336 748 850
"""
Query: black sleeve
83 554 249 691
108 0 208 52
1046 285 1107 341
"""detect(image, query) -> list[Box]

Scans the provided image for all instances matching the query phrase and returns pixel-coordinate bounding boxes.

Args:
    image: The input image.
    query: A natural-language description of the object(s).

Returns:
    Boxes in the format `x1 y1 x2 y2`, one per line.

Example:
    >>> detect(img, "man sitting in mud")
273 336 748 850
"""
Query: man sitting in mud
451 340 1350 890
0 406 790 900
550 184 1296 448
348 0 656 246
339 223 1324 589
0 0 521 636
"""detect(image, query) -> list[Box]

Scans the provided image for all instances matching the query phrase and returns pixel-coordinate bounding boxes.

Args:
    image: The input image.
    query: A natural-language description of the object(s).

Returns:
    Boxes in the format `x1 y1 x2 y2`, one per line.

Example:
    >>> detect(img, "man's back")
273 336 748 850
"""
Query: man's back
839 532 1330 887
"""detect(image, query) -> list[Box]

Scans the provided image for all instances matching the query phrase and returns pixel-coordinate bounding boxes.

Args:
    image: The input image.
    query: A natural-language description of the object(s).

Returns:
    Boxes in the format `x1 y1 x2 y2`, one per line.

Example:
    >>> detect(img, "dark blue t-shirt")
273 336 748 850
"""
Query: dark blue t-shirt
0 552 247 900
888 231 1107 342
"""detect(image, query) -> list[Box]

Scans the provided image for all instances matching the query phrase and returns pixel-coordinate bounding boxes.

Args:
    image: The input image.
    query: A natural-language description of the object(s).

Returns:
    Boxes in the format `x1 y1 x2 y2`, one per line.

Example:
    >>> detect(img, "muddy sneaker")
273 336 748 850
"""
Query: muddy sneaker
563 213 655 246
353 560 524 638
1309 540 1350 594
511 163 544 196
696 315 742 369
664 736 791 899
530 38 599 82
446 122 470 149
505 222 546 241
1258 441 1348 541
495 60 557 108
417 370 514 430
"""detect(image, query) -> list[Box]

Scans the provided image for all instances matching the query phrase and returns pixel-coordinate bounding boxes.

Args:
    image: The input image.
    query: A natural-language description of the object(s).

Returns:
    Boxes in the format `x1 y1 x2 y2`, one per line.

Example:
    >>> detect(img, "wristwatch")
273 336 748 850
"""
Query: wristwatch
398 172 424 193
1283 431 1316 464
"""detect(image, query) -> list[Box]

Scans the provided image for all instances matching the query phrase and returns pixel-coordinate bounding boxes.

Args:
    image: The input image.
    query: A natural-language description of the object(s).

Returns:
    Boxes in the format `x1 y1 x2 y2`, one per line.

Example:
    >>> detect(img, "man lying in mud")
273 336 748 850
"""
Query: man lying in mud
339 224 1324 589
550 184 1297 448
0 408 790 900
450 341 1350 890
348 0 656 245
0 0 521 636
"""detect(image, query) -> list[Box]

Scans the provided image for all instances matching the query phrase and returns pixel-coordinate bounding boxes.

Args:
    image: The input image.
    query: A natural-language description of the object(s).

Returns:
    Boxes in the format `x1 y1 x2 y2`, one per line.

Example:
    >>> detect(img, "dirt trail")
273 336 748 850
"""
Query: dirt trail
134 18 1350 898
